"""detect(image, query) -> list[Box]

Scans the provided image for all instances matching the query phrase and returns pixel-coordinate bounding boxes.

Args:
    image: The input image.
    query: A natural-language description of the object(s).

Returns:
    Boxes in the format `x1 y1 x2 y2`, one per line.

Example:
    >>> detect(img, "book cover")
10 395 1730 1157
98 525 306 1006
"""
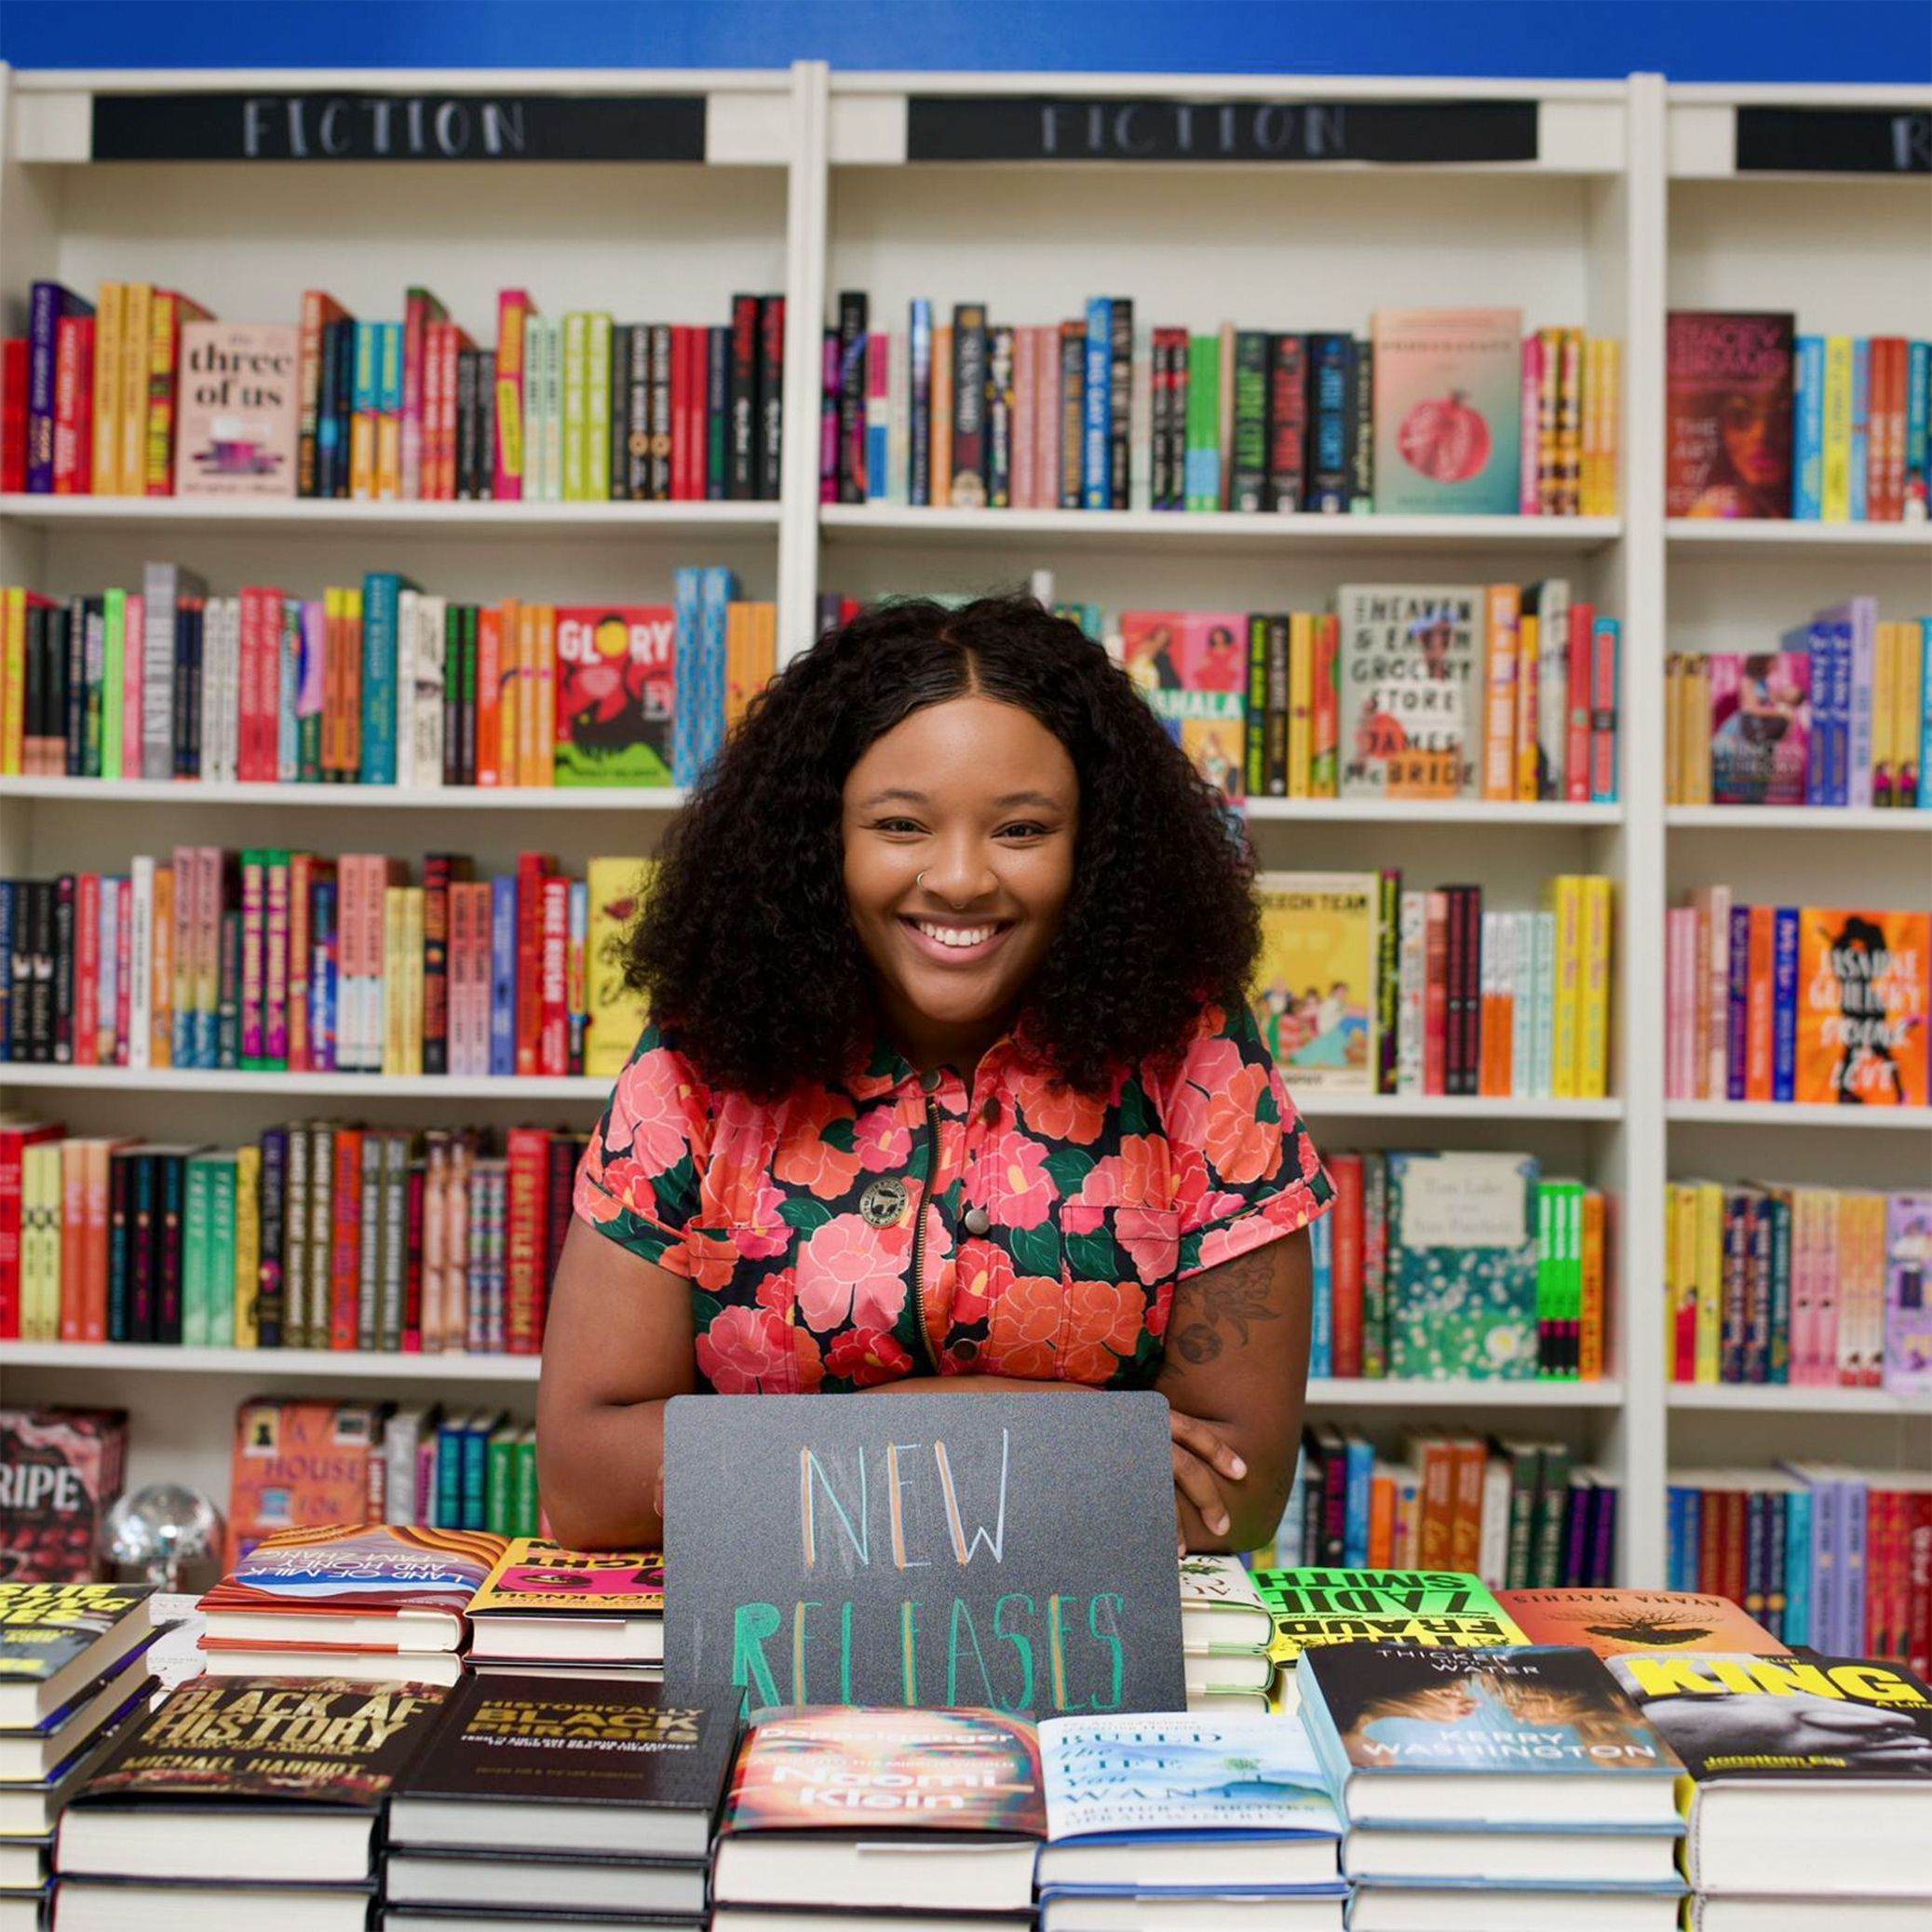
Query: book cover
0 1409 128 1583
225 1398 385 1567
1708 653 1810 807
1793 909 1929 1107
1250 1569 1528 1669
1385 1151 1540 1379
1495 1589 1786 1659
586 858 652 1082
1606 1652 1932 1782
721 1707 1046 1837
1304 1643 1682 1779
172 324 298 498
0 1583 153 1682
1884 1193 1932 1395
1335 584 1483 799
1250 872 1377 1092
553 605 675 787
1666 312 1795 519
198 1522 507 1628
1119 611 1247 801
469 1538 664 1617
1179 1554 1273 1652
1371 308 1522 516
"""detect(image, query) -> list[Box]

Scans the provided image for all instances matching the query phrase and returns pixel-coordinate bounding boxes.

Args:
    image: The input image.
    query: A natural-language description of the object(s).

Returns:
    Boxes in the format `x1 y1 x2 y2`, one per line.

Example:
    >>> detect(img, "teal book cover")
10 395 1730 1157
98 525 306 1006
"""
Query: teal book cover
1371 308 1523 517
1386 1151 1539 1379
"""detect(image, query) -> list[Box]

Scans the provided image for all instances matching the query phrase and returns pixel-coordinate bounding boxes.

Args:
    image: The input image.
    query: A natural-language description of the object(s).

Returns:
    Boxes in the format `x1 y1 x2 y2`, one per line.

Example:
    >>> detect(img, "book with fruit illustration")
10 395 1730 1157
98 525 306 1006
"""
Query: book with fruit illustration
1371 308 1523 516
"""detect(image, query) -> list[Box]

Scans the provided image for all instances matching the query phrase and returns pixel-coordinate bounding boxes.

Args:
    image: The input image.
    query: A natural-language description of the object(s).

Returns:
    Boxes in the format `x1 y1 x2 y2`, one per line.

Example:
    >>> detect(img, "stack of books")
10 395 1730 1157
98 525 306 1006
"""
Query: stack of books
1035 1711 1345 1932
1299 1643 1689 1930
466 1538 666 1678
382 1672 729 1931
1179 1555 1274 1711
0 1585 156 1932
196 1523 507 1684
54 1672 450 1931
1609 1650 1932 1930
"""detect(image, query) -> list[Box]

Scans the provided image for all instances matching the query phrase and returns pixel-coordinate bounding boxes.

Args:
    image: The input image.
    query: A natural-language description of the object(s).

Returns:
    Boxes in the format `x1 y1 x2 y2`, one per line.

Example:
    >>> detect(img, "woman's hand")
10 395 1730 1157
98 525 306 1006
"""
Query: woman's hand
1169 1411 1246 1552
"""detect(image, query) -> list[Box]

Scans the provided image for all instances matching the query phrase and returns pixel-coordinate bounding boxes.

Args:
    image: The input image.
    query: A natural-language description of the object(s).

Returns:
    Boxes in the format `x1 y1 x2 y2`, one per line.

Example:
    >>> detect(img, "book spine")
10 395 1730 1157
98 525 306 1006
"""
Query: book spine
1771 907 1799 1102
836 290 867 505
952 303 988 508
1266 333 1304 512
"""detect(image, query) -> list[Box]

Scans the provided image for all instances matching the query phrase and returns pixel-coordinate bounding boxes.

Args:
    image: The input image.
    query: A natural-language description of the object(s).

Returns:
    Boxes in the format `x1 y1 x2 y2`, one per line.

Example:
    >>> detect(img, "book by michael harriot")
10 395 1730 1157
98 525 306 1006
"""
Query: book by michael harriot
1249 1569 1529 1669
172 324 299 498
1250 872 1378 1093
553 605 675 787
1335 584 1484 800
1495 1589 1786 1660
1794 909 1929 1107
1666 312 1795 520
1120 610 1248 802
1371 308 1523 517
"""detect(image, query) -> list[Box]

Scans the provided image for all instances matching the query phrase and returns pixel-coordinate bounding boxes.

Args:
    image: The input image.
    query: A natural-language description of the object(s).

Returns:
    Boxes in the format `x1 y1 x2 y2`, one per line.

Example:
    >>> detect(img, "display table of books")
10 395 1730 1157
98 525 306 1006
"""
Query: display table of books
4 1554 1931 1932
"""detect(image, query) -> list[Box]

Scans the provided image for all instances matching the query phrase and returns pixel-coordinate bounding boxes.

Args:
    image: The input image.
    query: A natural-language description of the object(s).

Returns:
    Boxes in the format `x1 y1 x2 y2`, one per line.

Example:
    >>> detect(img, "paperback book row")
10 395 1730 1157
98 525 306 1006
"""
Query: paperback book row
1117 579 1621 806
1666 1464 1932 1673
2 1118 588 1360
829 295 1620 518
0 849 654 1081
1667 311 1931 521
1664 889 1929 1106
1665 600 1931 809
0 562 768 791
7 280 787 503
1665 1180 1930 1392
1311 1150 1608 1383
1253 871 1615 1101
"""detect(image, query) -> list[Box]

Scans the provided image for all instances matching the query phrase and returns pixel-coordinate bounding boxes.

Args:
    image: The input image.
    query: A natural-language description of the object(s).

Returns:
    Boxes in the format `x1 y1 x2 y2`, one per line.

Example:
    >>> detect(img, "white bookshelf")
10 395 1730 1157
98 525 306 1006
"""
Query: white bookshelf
3 63 1928 1573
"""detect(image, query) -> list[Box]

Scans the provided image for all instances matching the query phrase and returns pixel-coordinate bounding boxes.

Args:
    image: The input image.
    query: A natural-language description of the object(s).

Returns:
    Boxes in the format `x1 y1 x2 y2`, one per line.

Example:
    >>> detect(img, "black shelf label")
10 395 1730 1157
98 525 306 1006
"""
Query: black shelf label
1735 105 1931 174
906 95 1538 165
89 90 708 163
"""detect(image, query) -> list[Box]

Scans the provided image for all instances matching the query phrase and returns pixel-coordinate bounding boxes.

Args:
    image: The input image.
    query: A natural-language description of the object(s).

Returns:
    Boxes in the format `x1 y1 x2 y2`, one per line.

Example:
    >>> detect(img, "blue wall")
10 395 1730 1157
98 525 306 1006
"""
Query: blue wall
4 1 1929 86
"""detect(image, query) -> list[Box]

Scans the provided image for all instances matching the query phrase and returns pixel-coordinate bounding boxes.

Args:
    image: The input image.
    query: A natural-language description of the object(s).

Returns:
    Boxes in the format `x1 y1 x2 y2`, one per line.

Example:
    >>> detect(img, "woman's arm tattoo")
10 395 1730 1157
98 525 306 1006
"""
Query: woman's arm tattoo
1167 1243 1281 1365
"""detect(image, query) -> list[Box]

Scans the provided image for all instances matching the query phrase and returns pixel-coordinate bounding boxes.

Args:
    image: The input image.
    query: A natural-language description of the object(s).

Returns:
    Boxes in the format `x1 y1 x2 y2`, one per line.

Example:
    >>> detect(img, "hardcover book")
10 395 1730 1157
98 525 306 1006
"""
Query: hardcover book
1385 1152 1540 1378
1179 1553 1273 1652
1666 312 1795 520
0 1408 128 1583
1250 1569 1529 1670
1495 1589 1786 1659
1885 1193 1932 1395
224 1398 388 1567
1334 584 1483 799
468 1537 665 1663
553 606 676 787
1707 653 1811 807
173 324 300 498
1251 873 1378 1093
1371 308 1523 517
0 1583 155 1729
1119 610 1247 802
585 858 653 1082
389 1671 735 1860
1793 909 1929 1107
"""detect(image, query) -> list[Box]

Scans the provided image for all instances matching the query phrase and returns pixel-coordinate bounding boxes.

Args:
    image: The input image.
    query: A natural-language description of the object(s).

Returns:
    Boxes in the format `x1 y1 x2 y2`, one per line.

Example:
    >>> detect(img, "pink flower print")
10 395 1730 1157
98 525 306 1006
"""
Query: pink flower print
856 1104 914 1173
607 1047 699 1175
696 1304 800 1393
1113 1207 1180 1285
796 1212 912 1334
732 1177 793 1260
990 1131 1058 1230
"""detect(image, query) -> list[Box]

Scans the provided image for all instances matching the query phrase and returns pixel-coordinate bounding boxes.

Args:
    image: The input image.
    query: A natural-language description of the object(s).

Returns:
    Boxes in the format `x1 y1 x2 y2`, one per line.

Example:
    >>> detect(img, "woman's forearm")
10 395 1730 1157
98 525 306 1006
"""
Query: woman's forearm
858 1374 1097 1395
536 1396 669 1550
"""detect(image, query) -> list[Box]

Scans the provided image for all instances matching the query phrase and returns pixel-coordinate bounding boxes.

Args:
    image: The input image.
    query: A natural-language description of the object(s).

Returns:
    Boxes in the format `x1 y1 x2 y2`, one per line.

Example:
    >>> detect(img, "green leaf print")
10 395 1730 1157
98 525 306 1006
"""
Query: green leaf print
778 1196 836 1236
1006 1221 1061 1280
1044 1145 1098 1197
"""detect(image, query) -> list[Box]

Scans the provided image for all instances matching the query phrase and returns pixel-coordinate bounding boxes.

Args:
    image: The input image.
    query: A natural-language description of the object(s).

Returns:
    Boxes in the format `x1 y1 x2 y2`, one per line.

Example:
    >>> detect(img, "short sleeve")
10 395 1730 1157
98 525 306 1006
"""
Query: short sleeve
573 1022 714 1277
1154 999 1334 1281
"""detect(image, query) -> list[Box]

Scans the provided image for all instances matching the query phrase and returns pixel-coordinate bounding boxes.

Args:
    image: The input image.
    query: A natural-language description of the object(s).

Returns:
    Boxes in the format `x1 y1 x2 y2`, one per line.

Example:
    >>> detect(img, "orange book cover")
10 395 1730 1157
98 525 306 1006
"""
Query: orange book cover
1448 1435 1485 1574
475 606 503 788
534 608 558 786
1579 1188 1606 1381
495 598 522 787
82 1138 128 1343
1495 1587 1785 1658
1513 612 1540 802
150 865 175 1068
1367 1473 1396 1570
1415 1436 1453 1570
516 603 541 786
1794 909 1929 1106
59 1141 86 1342
224 1398 386 1567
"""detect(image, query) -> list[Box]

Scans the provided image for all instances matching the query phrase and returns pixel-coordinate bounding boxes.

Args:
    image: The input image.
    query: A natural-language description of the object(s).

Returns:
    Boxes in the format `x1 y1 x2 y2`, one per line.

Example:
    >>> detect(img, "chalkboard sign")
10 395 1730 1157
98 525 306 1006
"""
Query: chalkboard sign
662 1391 1186 1717
89 91 707 163
1736 106 1931 175
905 96 1537 166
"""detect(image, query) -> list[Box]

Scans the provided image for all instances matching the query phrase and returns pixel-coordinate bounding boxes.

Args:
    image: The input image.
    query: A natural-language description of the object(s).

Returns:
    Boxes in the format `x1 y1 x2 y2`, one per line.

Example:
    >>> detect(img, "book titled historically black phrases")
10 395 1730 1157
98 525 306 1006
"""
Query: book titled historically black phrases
53 1675 450 1932
1335 584 1484 801
465 1537 665 1667
1297 1644 1687 1901
1607 1652 1932 1905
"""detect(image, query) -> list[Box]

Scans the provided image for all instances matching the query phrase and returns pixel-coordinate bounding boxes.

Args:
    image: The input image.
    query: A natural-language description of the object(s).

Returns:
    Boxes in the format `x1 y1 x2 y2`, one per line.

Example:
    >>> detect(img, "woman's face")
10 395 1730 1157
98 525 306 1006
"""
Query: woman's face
842 695 1078 1056
1719 392 1790 489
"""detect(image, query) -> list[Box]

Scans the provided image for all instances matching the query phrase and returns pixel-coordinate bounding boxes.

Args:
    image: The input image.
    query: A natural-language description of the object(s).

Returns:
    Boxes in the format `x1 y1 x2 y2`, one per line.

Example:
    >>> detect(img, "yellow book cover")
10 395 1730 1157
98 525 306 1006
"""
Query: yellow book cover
723 601 750 738
1795 908 1930 1105
1579 336 1601 516
1514 611 1540 802
1896 618 1924 806
1871 621 1898 804
1578 874 1613 1100
1694 1180 1724 1384
91 283 124 495
1251 871 1378 1092
3 587 25 775
1600 338 1622 514
1287 612 1314 798
233 1142 261 1347
150 865 174 1069
1821 336 1853 521
587 857 653 1080
400 886 426 1077
121 283 152 496
1663 1182 1681 1370
1663 655 1682 804
1687 659 1713 805
1480 584 1518 801
1546 874 1582 1099
382 885 407 1076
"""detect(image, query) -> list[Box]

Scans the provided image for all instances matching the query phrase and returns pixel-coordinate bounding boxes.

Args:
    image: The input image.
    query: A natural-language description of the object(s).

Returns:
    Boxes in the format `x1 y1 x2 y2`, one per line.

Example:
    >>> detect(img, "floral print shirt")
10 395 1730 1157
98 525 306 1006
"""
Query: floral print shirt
573 999 1333 1395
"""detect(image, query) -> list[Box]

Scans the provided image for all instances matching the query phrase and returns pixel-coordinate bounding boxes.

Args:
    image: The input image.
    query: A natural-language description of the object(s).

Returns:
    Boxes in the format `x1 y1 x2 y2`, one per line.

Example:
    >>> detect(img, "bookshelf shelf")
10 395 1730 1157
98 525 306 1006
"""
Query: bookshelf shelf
818 506 1625 555
1308 1377 1625 1409
1665 1101 1932 1131
0 777 687 812
1665 518 1932 554
0 495 782 538
1246 799 1622 827
1667 1384 1931 1416
1666 806 1932 833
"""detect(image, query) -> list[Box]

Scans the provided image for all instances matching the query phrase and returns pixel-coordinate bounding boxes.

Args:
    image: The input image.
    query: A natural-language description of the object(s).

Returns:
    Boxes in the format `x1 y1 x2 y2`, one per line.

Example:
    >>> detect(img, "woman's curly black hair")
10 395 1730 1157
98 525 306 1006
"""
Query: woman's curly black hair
627 594 1260 1099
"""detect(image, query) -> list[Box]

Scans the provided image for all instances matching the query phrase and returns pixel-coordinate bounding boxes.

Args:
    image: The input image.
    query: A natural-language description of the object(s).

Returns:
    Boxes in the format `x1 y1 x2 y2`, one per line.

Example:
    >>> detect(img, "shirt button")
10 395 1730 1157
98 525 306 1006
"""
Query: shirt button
951 1338 980 1366
921 1068 943 1094
963 1205 992 1236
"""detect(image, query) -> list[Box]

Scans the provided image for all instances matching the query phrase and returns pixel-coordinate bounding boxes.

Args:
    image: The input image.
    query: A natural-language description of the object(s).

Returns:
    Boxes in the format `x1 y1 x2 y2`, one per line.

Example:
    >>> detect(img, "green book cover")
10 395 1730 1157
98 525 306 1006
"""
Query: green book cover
1385 1151 1539 1380
101 588 125 779
1249 1566 1529 1669
561 311 588 501
512 1429 539 1537
485 1425 515 1536
181 1154 216 1347
1533 1441 1572 1588
586 314 612 503
209 1153 237 1346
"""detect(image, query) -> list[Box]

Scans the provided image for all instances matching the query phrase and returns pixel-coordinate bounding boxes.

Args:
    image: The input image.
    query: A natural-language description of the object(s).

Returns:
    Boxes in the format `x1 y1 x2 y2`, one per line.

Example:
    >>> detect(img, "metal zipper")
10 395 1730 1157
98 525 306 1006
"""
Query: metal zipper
908 1097 942 1374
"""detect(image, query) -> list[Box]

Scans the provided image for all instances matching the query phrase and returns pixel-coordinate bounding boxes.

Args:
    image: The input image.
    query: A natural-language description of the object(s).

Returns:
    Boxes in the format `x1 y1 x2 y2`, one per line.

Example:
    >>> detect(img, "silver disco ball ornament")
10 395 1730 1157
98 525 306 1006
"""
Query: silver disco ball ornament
100 1484 223 1589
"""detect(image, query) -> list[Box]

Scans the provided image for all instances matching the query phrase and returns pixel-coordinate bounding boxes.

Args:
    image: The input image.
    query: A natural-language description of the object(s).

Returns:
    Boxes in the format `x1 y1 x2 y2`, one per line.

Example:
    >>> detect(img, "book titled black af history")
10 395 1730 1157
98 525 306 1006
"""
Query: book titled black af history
388 1671 734 1859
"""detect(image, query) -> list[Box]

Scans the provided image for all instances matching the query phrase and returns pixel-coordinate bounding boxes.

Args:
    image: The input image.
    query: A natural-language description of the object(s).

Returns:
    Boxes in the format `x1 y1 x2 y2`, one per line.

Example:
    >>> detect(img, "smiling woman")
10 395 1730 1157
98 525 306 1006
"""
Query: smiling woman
537 595 1333 1555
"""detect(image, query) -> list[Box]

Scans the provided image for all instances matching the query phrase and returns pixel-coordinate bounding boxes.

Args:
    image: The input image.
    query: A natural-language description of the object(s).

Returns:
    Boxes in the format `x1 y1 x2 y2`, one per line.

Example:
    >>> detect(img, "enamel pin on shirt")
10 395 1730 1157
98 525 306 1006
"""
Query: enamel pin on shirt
859 1177 911 1228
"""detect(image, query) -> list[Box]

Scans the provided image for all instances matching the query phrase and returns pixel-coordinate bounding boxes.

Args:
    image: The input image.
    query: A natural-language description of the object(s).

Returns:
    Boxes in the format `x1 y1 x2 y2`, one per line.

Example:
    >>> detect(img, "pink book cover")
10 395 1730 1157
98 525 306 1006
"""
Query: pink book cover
335 855 362 1072
74 873 99 1067
1013 325 1038 510
1790 1195 1815 1385
1884 1194 1930 1393
401 289 445 501
174 323 299 497
493 290 532 501
196 846 223 1042
1666 907 1696 1099
1565 604 1592 804
1818 1198 1845 1385
466 882 493 1077
248 587 276 783
420 320 444 499
170 844 196 1057
1709 652 1810 806
1519 333 1542 514
236 588 260 782
1035 326 1061 513
239 850 264 1061
114 877 133 1065
264 852 290 1064
539 874 570 1076
121 594 144 783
